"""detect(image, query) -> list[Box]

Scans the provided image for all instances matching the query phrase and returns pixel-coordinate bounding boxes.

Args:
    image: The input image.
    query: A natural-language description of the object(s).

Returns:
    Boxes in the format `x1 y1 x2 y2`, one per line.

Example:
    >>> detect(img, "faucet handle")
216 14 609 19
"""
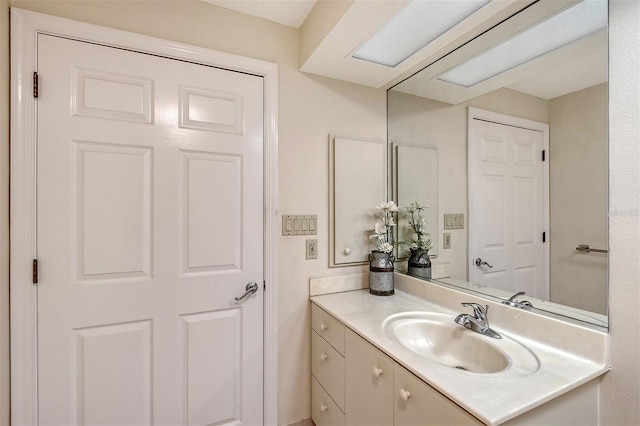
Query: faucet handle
461 302 488 320
508 291 526 302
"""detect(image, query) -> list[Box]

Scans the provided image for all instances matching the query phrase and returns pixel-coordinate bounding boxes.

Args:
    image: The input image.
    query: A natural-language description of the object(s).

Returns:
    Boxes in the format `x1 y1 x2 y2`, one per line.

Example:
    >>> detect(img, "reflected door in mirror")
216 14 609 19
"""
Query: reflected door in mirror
468 112 547 300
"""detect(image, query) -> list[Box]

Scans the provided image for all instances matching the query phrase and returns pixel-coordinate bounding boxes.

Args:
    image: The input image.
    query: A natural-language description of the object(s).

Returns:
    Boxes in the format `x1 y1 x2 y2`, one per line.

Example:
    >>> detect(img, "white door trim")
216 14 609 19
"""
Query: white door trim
467 107 550 299
10 8 279 425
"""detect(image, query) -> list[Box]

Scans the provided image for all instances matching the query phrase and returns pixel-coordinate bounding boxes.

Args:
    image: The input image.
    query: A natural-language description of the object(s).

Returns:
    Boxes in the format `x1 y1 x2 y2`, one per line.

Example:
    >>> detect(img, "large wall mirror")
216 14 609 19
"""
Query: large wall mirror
388 0 608 327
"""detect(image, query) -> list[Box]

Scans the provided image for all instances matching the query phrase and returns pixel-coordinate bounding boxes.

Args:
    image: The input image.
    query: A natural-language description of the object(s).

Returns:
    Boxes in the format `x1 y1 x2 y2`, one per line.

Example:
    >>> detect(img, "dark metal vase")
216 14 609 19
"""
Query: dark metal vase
408 248 431 279
369 250 395 296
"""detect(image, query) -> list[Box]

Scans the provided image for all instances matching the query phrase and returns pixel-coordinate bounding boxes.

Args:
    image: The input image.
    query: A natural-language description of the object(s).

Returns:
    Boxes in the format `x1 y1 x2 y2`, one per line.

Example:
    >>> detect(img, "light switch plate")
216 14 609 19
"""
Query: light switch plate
444 213 464 230
306 239 318 260
282 215 317 236
443 232 451 249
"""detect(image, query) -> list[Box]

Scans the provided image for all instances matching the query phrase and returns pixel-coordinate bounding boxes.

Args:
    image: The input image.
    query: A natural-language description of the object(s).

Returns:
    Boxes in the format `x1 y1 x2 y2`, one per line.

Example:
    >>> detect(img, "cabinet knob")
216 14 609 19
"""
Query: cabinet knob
320 323 328 331
320 353 328 361
373 367 383 378
344 248 351 255
400 388 411 402
320 403 328 413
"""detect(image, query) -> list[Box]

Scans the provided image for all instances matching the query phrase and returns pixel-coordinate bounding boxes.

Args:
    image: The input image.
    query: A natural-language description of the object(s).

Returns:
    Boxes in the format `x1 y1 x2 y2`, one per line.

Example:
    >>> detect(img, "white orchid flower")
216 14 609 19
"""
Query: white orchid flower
374 222 387 234
379 242 394 253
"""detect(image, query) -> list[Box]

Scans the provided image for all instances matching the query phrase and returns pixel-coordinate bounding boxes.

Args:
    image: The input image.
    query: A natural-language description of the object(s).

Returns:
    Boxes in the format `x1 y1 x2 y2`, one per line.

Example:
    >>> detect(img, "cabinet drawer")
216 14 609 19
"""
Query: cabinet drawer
394 363 482 426
312 330 345 411
311 304 345 355
312 376 345 426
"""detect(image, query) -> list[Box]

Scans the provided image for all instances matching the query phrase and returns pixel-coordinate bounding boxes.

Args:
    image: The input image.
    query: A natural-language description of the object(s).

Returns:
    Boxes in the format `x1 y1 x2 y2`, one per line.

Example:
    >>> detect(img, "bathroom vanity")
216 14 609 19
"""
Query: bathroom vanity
309 273 609 426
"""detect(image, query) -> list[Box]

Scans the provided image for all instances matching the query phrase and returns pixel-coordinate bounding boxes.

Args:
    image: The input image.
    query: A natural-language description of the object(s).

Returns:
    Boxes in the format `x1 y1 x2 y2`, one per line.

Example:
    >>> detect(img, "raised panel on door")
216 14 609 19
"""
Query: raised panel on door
74 320 152 425
74 142 152 281
181 310 242 426
181 151 242 273
394 364 481 426
345 329 394 426
37 34 264 425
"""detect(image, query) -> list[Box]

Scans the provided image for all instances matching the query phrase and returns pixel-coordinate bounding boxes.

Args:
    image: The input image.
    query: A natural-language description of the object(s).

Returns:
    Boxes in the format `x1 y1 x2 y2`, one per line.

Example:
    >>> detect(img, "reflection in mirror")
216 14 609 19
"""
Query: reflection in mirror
388 0 608 327
393 144 438 260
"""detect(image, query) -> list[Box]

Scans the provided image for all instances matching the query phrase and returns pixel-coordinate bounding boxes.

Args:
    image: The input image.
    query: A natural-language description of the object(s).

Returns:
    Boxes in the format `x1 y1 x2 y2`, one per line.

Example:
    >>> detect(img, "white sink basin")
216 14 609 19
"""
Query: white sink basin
383 312 540 376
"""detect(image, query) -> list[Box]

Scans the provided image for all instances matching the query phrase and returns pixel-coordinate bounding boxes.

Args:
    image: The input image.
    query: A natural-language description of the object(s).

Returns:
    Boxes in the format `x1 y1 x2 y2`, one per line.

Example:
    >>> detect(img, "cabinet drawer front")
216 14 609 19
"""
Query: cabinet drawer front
394 364 482 426
312 330 345 410
345 328 394 426
312 376 345 426
311 304 345 355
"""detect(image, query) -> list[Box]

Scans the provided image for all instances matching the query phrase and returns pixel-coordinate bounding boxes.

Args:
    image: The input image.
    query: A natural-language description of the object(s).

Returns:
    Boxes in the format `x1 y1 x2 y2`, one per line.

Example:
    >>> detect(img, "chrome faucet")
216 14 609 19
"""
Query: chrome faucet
503 291 533 308
454 302 502 339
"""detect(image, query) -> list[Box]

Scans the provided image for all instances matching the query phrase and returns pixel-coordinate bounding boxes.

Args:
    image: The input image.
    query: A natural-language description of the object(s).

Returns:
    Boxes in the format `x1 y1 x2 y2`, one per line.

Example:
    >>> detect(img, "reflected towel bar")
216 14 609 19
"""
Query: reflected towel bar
576 244 608 254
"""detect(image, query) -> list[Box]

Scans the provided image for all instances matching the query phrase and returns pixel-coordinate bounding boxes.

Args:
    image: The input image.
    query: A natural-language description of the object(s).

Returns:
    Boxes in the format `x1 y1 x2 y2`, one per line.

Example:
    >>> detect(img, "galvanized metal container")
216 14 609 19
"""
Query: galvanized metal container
369 250 395 296
408 248 431 279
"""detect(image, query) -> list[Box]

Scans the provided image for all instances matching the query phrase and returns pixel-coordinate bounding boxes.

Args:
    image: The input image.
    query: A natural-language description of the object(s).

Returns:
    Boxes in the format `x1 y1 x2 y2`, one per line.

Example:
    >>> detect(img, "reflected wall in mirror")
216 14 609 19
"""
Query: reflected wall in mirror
393 144 438 260
388 0 608 327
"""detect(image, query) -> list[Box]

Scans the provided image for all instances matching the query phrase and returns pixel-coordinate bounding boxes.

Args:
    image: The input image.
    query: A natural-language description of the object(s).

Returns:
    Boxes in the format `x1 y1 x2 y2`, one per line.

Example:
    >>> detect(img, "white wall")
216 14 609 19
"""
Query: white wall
548 84 608 314
388 88 548 280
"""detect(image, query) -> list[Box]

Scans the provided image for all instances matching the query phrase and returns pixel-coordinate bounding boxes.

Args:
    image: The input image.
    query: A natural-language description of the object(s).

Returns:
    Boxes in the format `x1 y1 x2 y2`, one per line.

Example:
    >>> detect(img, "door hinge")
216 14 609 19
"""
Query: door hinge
542 149 546 162
263 280 266 291
32 259 38 284
33 72 39 98
542 232 546 243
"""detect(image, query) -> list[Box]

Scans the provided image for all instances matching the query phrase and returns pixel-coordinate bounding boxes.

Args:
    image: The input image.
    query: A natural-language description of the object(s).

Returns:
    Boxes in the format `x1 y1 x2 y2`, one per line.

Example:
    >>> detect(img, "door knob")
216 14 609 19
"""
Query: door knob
235 282 259 302
474 258 493 268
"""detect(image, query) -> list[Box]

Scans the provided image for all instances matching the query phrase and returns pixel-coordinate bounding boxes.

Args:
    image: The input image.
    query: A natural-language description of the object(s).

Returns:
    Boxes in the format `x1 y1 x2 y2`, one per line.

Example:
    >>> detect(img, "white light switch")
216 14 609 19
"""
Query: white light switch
282 215 318 236
444 214 464 230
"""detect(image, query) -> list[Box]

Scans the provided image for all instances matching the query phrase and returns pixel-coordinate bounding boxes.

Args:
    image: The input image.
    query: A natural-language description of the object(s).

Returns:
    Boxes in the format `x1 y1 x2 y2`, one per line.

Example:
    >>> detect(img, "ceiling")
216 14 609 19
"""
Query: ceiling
201 0 316 28
203 0 608 104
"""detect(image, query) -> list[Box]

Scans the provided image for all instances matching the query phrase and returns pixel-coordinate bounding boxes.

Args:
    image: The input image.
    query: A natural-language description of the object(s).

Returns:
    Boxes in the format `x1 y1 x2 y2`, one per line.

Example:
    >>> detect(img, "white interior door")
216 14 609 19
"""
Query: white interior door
468 115 547 299
37 34 264 425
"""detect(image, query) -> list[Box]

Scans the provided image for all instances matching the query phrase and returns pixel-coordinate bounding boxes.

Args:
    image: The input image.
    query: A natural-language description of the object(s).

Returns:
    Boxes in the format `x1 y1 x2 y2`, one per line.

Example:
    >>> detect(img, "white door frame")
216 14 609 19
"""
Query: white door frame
467 107 550 299
10 8 279 425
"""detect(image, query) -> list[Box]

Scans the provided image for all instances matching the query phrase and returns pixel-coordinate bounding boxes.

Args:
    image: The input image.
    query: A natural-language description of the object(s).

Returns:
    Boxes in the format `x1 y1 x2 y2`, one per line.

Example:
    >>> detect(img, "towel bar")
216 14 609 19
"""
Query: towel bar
576 244 608 254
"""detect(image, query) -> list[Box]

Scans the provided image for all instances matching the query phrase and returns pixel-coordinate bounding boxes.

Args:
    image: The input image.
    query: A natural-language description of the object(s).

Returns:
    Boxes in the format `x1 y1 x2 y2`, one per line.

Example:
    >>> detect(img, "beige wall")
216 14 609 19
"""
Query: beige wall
388 88 548 281
1 2 385 424
549 84 608 314
1 1 10 426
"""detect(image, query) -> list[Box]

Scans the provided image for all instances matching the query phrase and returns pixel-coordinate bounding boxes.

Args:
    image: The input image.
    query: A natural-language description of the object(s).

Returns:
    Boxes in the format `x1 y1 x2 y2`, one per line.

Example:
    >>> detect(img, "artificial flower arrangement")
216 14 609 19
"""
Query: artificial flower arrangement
405 201 433 251
369 200 399 253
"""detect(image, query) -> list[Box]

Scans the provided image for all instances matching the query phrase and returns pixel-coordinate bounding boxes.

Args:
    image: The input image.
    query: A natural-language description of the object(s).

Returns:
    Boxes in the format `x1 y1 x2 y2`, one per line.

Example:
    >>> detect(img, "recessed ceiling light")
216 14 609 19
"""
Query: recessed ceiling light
352 0 491 68
438 0 608 87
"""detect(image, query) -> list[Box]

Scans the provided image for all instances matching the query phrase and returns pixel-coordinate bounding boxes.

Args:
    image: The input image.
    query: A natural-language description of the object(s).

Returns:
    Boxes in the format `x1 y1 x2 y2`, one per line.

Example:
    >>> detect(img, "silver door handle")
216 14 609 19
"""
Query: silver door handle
235 282 259 302
474 258 493 268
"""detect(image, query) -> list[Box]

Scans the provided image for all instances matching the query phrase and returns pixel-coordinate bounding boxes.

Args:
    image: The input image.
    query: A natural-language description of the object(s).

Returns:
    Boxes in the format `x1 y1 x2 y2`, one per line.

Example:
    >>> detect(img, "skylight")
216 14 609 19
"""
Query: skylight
351 0 491 67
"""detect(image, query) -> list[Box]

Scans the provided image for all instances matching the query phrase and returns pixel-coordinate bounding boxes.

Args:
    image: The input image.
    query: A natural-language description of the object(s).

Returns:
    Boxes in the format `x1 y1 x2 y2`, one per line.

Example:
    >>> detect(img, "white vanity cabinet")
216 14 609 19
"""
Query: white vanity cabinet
312 303 483 426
